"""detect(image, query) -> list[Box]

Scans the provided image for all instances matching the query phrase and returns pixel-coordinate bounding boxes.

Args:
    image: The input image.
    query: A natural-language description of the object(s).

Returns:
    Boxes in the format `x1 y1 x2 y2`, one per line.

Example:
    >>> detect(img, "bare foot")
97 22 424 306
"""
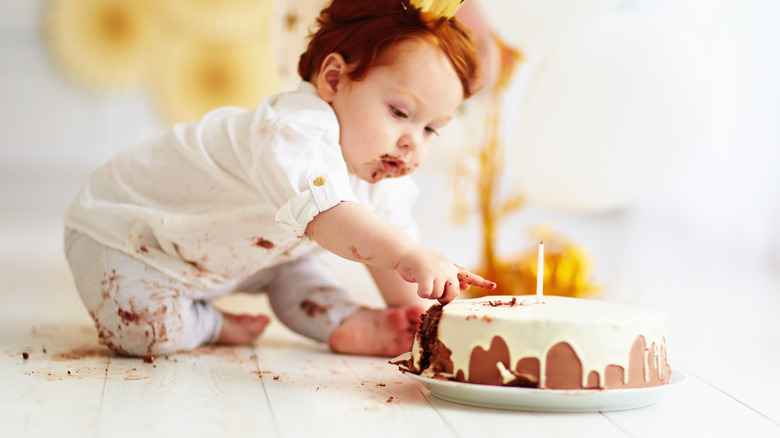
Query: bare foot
328 306 424 357
216 313 271 345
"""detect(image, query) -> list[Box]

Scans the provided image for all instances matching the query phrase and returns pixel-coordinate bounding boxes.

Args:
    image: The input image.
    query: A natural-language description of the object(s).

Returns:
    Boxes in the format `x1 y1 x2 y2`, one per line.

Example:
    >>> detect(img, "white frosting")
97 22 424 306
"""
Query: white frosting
429 296 668 388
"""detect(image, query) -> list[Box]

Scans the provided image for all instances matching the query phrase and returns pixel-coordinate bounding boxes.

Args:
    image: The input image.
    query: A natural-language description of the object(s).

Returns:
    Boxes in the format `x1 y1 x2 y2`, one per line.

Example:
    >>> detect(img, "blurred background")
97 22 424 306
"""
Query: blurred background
0 0 778 307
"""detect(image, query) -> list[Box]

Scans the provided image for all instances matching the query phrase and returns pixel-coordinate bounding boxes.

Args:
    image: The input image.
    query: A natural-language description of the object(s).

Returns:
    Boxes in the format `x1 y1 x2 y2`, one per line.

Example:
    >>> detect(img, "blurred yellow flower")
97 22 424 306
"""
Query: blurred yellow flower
158 0 276 42
154 38 281 124
45 0 159 93
472 224 600 299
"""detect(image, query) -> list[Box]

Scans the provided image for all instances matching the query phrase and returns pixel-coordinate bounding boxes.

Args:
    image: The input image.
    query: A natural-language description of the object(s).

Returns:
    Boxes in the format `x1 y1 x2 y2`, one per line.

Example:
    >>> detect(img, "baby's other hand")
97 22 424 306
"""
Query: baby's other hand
395 245 496 304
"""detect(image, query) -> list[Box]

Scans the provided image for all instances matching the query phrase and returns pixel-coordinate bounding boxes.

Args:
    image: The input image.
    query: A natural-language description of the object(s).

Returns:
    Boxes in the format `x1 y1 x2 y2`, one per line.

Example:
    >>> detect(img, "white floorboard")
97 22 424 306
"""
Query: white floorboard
1 167 779 438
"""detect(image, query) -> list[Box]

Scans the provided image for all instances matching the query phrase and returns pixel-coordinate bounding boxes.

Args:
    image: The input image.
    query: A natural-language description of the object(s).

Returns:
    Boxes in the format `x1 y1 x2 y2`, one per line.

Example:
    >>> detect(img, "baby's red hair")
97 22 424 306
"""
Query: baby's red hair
298 0 481 99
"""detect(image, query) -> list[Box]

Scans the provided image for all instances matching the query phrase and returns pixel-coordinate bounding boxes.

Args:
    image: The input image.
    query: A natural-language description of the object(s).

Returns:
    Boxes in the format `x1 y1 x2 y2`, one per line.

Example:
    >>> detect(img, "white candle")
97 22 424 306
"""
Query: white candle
536 241 544 303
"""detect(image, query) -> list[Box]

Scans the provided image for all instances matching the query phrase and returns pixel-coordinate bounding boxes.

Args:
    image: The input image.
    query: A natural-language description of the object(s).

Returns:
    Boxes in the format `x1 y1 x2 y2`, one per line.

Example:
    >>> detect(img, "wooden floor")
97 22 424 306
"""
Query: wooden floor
2 0 779 435
1 206 779 438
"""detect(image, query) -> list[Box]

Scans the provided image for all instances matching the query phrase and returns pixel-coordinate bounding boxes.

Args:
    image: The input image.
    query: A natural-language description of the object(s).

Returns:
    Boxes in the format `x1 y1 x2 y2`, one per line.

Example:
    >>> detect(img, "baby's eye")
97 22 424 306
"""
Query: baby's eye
390 106 407 119
425 126 439 136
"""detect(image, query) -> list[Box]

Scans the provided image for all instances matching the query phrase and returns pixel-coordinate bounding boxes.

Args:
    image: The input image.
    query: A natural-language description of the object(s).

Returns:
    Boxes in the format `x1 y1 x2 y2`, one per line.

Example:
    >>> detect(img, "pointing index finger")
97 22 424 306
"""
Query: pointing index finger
456 267 497 291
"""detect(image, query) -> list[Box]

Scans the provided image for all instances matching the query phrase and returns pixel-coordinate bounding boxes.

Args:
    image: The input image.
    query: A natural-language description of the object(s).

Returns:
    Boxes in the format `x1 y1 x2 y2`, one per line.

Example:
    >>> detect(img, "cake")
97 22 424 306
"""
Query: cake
392 295 671 390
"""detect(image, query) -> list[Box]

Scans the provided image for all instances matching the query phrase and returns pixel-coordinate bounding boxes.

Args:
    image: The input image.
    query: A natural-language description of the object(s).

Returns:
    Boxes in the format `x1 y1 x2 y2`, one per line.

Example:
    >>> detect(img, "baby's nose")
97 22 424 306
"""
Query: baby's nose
398 134 418 151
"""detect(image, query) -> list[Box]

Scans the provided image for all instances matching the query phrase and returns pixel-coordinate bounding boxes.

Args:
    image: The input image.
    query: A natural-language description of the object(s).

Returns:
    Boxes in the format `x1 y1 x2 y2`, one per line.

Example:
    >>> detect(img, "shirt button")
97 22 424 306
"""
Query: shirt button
313 176 325 186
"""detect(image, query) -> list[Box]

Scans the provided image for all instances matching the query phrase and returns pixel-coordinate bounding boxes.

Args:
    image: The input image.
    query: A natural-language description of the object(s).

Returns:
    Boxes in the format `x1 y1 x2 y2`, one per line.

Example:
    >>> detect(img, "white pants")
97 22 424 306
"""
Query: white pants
64 229 361 356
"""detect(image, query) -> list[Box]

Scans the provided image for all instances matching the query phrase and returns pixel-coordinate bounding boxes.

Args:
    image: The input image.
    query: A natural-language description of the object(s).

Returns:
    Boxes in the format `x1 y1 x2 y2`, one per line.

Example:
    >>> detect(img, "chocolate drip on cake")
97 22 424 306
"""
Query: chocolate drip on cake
417 304 454 377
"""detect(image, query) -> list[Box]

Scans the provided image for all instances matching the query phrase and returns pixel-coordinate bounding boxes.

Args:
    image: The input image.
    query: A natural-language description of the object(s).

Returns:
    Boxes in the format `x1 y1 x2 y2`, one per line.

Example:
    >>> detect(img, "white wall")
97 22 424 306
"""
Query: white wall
1 0 777 287
635 0 780 271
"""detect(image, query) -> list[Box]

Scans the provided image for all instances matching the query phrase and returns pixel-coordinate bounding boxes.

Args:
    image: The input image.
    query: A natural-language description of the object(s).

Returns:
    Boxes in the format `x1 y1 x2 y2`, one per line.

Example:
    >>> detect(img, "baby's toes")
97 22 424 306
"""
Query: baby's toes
405 307 424 330
246 315 271 336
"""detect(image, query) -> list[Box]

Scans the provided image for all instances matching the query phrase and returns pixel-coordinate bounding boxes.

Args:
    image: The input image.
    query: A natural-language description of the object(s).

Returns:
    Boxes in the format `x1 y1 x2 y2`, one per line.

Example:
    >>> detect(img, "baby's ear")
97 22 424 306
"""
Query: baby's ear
316 53 347 103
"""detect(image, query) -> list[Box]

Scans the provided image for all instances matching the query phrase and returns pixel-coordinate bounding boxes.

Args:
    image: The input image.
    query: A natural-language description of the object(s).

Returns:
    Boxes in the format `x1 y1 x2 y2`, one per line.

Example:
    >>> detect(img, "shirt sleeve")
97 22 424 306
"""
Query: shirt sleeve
248 91 358 238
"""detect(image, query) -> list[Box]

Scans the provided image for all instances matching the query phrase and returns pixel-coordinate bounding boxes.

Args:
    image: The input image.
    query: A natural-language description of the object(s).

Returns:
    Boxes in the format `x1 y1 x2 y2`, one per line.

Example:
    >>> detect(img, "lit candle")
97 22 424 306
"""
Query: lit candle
536 241 544 304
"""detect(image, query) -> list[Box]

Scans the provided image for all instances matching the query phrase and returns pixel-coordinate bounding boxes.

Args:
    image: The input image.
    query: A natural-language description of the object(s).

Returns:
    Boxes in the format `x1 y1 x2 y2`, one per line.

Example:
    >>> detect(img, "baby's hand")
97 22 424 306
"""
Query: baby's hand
455 267 497 292
395 245 496 304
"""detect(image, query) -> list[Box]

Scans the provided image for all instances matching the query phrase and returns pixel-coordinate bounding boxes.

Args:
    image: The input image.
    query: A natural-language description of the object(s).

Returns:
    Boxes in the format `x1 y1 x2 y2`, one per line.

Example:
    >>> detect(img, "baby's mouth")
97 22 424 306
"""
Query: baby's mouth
368 154 411 181
381 158 403 174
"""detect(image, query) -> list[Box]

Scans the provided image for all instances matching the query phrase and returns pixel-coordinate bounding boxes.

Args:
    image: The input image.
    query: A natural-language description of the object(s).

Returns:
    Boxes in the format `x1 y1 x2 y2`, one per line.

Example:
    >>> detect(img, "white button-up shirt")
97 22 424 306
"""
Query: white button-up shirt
65 82 419 290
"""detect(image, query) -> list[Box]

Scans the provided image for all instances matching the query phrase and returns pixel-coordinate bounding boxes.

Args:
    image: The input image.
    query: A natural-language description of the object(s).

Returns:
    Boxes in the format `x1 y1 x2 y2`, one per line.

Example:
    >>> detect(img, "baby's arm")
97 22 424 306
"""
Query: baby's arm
367 264 429 308
305 201 495 304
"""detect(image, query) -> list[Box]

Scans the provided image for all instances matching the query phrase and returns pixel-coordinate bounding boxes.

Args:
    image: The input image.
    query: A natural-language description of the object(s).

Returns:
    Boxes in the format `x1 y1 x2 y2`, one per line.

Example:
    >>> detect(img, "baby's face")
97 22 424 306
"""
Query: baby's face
330 38 463 183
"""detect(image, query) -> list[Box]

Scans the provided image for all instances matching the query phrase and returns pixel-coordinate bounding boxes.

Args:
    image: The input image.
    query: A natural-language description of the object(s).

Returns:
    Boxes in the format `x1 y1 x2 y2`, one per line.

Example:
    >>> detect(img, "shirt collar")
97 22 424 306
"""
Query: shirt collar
297 81 318 96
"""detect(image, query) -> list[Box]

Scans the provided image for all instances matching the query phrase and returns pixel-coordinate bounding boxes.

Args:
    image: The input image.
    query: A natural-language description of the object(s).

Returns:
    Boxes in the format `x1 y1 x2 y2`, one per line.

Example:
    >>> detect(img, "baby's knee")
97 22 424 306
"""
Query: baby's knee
90 298 187 357
67 234 219 356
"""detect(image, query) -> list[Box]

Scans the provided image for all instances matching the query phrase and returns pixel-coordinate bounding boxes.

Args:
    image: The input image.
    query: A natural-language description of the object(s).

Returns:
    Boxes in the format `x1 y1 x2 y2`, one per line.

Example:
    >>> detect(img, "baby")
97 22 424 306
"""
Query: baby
63 0 495 359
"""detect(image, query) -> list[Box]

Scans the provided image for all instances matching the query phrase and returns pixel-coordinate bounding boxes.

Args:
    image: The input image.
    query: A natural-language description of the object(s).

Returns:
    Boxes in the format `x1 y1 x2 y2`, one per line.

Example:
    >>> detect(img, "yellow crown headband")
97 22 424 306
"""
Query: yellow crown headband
408 0 466 18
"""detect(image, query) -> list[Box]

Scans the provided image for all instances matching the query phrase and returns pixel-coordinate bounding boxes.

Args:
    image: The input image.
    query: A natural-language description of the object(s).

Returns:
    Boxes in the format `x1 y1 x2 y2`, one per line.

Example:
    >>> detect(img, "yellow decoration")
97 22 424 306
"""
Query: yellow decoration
408 0 466 18
158 0 276 42
154 38 281 124
154 0 282 124
44 0 286 124
470 225 599 299
462 33 599 298
45 0 159 93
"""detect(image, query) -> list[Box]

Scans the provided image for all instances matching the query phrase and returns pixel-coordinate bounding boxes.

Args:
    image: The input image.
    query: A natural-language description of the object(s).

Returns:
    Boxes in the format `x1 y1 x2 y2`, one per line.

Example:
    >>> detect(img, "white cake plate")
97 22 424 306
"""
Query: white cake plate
404 370 685 412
